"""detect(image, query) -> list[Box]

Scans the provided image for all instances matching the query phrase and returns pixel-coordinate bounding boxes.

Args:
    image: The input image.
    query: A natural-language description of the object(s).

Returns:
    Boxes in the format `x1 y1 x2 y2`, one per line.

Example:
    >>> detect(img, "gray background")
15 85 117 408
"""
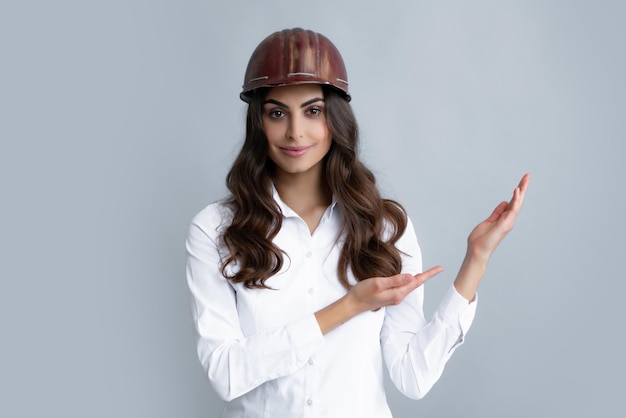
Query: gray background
2 0 624 417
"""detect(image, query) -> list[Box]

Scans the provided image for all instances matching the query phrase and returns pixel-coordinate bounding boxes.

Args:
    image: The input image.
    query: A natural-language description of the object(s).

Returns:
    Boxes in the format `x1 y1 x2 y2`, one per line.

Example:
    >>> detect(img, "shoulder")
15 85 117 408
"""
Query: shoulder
396 214 423 273
394 212 421 252
189 200 234 239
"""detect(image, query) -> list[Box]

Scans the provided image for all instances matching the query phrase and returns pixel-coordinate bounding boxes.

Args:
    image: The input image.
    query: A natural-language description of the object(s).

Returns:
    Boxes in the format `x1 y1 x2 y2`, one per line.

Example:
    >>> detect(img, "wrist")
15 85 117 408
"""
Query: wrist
454 251 489 302
343 290 367 317
464 246 491 267
315 291 363 335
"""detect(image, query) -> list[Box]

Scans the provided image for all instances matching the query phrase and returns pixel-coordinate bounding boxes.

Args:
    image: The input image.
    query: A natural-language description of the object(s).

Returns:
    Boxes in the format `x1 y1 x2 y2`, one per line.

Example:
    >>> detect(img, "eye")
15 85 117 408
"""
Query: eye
267 109 286 119
305 106 324 117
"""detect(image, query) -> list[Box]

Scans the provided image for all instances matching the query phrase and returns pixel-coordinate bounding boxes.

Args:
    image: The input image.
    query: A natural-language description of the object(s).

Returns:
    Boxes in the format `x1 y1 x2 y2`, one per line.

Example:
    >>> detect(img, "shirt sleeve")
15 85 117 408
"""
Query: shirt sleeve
380 216 477 400
185 205 325 401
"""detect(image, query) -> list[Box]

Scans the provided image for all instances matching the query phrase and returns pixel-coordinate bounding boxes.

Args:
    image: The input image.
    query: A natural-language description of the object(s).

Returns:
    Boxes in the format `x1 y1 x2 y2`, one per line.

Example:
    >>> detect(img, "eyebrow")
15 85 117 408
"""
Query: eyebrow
263 97 325 108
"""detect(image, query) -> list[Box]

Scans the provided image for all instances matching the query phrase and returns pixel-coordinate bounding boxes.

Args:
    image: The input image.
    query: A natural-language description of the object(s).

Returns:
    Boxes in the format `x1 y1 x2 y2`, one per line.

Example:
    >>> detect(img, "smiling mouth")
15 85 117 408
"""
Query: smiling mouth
280 146 310 157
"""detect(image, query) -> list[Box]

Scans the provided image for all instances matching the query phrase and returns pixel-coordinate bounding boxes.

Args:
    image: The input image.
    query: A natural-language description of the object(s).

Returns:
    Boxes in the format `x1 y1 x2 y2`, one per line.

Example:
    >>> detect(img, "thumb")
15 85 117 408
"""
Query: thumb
384 273 413 289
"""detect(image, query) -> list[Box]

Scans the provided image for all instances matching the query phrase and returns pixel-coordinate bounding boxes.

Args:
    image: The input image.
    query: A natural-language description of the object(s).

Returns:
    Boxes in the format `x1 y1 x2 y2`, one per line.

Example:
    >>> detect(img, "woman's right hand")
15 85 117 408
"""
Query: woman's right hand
347 267 444 314
315 267 443 334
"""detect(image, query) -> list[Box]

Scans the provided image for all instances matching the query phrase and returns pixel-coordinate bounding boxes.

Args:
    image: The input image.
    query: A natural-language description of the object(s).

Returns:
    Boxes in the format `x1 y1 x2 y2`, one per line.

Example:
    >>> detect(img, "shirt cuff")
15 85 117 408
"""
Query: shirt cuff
435 284 477 335
285 314 325 364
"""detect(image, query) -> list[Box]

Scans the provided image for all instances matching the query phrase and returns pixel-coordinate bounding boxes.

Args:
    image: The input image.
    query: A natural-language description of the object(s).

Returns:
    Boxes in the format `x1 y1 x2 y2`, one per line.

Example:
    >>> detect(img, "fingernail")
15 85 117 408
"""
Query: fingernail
403 274 412 283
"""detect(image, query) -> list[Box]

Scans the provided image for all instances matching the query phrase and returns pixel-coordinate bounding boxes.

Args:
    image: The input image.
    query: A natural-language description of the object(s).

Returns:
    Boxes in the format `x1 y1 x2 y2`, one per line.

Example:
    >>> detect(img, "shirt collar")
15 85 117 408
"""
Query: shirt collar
270 182 339 220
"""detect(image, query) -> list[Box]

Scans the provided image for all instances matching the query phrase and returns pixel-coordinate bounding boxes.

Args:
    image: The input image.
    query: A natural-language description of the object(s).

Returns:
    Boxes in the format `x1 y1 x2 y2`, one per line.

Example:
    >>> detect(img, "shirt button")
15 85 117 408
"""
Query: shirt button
307 288 314 294
308 358 314 365
307 399 313 406
306 251 312 258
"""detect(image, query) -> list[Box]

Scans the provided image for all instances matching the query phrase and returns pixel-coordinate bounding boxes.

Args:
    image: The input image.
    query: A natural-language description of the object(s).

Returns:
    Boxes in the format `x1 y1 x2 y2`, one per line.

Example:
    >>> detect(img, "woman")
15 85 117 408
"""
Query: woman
186 28 529 417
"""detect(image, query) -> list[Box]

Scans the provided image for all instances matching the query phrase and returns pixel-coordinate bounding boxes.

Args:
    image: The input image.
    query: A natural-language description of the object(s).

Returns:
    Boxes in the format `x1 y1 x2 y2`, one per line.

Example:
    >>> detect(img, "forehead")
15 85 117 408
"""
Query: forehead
264 84 324 104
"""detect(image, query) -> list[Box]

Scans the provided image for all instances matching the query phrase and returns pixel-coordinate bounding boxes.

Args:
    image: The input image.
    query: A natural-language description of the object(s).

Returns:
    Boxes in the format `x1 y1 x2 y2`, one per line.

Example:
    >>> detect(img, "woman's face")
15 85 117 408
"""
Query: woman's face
262 84 331 179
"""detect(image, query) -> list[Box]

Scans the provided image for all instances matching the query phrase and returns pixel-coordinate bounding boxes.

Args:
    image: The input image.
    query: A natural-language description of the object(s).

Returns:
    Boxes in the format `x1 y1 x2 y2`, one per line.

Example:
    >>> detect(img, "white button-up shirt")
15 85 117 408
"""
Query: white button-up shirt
186 189 477 417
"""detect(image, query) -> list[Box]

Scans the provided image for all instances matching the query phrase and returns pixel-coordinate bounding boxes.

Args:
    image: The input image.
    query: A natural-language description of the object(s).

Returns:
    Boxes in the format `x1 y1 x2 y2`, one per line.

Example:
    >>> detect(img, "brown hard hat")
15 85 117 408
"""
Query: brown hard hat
240 28 350 102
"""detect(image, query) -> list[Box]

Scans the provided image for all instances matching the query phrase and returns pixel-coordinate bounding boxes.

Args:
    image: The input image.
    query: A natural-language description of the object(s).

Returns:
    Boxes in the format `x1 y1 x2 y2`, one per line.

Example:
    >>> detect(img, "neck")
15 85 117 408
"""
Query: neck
273 166 331 214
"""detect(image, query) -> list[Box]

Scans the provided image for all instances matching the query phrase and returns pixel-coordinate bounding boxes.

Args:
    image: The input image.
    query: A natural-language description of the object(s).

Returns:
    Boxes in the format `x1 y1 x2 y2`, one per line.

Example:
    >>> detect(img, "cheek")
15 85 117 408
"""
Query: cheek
321 124 332 146
262 120 282 144
309 118 330 140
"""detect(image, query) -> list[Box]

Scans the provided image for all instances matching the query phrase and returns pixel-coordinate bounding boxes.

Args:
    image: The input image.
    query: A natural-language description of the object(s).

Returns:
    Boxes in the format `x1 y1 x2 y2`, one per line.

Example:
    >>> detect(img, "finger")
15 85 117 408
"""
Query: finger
516 173 530 206
412 265 444 286
500 175 531 226
485 201 508 223
506 173 530 215
518 173 531 193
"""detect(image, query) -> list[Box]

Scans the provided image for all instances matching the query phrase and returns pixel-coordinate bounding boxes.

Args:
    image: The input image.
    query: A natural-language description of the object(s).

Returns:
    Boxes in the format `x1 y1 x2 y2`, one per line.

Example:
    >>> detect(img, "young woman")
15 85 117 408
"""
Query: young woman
186 28 529 417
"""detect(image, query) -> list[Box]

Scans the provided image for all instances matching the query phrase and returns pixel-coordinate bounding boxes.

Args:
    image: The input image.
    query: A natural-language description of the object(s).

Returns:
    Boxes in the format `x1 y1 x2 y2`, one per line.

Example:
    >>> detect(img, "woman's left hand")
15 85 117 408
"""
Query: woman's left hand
466 173 530 262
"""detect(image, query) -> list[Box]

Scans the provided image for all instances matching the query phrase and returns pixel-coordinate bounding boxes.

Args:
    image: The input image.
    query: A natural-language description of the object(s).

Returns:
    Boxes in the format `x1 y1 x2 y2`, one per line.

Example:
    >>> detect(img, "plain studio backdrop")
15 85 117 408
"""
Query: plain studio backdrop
1 1 624 417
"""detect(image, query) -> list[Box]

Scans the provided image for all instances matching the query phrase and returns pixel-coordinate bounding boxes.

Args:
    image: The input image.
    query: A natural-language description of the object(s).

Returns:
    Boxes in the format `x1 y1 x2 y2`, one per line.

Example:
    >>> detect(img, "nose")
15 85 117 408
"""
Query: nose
286 114 304 140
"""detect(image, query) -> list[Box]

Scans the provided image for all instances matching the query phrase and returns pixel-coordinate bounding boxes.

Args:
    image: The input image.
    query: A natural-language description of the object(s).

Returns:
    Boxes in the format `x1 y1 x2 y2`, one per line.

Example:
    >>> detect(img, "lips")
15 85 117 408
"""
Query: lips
280 146 311 158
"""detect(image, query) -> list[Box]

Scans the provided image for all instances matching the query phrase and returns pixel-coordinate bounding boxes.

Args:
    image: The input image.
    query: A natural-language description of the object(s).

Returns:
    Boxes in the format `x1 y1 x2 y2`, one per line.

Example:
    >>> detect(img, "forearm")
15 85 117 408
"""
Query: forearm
384 284 477 399
314 293 363 335
453 250 489 302
198 314 324 401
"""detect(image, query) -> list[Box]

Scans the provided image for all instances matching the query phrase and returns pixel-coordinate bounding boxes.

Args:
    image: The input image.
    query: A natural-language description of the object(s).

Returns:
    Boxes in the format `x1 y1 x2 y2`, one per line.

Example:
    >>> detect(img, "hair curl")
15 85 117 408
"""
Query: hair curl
221 87 407 289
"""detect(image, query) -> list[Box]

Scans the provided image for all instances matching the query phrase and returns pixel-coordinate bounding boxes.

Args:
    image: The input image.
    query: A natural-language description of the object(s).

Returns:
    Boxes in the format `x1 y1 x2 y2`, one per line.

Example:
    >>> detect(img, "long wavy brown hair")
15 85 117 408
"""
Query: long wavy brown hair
221 86 408 289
